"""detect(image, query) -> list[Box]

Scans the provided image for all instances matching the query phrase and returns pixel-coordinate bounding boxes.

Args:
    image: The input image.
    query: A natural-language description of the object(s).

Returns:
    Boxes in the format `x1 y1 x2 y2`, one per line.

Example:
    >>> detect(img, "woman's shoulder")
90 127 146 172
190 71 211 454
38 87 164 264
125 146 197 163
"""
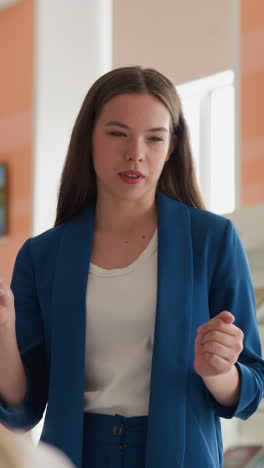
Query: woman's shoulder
187 204 230 232
161 192 230 234
32 207 90 243
167 197 239 259
30 222 65 247
185 204 243 260
19 207 91 260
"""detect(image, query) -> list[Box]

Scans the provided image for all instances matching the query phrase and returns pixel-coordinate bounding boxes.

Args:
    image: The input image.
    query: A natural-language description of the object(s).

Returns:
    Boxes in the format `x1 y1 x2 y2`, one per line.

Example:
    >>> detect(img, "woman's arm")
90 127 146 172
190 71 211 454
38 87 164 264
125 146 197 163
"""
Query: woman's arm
0 240 48 430
0 328 27 406
202 365 240 407
196 220 264 418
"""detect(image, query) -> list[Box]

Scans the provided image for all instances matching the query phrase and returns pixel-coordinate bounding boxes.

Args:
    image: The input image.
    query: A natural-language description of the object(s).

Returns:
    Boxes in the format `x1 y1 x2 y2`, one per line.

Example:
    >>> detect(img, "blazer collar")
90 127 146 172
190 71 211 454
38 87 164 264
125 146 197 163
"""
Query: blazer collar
48 191 193 468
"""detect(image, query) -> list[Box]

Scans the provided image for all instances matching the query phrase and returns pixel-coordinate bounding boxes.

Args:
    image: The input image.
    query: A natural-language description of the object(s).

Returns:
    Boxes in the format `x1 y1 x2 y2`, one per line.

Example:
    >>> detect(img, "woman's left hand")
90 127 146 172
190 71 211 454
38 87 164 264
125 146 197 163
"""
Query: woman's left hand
194 310 244 377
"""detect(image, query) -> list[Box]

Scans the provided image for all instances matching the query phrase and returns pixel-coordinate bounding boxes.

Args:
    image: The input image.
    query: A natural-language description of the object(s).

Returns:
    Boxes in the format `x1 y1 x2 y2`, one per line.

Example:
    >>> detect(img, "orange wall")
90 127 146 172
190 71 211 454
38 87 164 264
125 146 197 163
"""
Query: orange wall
241 0 264 206
0 0 34 283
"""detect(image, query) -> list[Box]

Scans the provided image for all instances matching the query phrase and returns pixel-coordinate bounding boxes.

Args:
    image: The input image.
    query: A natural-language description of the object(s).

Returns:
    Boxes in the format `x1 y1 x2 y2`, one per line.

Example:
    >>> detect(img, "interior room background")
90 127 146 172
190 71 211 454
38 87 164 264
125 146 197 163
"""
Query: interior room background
0 0 263 453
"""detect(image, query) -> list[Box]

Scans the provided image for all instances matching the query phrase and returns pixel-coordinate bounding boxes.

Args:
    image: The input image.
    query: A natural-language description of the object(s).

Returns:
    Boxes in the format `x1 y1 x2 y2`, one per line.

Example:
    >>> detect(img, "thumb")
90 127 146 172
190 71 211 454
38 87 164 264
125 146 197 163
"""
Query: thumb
217 310 235 324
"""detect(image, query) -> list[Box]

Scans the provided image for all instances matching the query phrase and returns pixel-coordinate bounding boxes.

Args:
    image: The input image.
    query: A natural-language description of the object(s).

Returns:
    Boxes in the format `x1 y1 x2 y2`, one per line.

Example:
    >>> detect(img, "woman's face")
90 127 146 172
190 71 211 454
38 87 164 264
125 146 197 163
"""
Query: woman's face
92 93 175 204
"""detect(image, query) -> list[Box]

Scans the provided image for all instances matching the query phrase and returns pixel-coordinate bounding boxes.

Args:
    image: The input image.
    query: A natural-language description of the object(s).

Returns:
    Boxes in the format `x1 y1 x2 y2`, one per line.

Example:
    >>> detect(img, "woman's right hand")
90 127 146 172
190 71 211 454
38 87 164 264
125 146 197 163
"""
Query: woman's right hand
0 275 16 331
0 276 27 406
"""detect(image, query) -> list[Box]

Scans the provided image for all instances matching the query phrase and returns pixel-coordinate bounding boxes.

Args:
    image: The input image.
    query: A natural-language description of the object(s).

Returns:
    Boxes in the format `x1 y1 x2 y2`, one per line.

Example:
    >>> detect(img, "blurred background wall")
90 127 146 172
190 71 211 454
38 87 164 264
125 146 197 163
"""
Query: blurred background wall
240 0 264 206
113 0 233 84
0 0 34 281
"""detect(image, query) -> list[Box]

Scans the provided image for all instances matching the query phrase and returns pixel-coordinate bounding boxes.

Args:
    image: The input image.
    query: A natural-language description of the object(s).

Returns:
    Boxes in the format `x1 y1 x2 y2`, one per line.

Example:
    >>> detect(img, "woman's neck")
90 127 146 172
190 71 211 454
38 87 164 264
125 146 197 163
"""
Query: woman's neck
94 197 157 234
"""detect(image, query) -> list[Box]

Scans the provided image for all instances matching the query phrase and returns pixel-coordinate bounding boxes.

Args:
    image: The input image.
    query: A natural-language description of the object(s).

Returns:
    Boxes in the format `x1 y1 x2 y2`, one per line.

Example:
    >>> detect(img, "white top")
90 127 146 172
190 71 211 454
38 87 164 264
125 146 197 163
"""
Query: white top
84 229 158 416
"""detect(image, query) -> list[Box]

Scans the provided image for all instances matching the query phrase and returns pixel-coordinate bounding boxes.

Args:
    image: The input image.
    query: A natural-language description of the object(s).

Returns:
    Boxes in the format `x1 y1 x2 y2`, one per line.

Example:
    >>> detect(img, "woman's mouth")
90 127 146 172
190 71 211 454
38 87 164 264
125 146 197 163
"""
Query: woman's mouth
118 173 144 184
118 170 145 184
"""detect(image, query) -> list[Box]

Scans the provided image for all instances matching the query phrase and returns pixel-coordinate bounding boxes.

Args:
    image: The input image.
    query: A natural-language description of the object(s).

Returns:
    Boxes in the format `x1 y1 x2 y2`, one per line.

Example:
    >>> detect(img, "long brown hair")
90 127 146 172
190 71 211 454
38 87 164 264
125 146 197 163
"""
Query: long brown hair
54 66 206 226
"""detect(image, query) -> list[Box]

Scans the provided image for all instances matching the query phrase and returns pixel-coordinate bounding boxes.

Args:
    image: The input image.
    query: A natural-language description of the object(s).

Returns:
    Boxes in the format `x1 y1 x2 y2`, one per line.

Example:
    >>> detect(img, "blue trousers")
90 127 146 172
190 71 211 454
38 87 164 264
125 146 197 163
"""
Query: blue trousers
82 412 148 468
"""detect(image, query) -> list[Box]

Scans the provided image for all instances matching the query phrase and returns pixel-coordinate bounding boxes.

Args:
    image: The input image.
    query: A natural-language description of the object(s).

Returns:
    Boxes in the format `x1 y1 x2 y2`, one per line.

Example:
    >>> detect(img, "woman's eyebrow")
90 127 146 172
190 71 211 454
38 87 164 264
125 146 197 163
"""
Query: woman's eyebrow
105 121 129 129
104 121 168 132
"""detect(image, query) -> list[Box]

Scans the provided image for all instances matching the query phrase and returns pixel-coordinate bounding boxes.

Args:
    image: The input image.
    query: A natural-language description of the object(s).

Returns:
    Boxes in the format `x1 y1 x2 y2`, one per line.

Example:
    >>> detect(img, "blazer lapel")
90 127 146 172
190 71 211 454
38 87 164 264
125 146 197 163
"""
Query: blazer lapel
144 192 194 468
45 204 95 468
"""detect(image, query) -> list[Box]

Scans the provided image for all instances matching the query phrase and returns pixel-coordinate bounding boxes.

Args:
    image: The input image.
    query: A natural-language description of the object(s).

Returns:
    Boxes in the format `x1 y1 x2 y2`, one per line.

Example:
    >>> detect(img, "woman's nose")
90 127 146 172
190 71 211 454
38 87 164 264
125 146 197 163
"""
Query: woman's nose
126 153 144 161
124 139 144 161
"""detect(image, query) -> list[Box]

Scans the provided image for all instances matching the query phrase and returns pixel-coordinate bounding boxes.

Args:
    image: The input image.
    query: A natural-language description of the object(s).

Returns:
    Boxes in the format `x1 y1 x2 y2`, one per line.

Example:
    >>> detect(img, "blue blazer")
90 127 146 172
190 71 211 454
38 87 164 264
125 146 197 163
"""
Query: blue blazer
1 191 264 468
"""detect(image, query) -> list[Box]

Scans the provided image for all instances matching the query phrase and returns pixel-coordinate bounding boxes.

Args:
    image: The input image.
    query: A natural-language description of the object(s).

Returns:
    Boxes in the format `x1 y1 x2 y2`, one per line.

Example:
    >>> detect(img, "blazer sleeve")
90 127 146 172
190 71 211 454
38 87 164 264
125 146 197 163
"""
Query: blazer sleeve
0 239 48 430
206 219 264 420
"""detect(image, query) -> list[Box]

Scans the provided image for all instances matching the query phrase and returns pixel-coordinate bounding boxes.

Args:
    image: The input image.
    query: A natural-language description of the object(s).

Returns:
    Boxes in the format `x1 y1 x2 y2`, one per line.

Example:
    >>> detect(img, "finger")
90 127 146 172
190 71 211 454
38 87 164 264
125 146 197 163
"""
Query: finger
197 326 244 358
201 341 237 362
0 283 13 308
203 353 232 374
0 289 7 306
0 277 8 293
200 330 235 348
198 320 239 338
216 310 235 324
197 311 235 334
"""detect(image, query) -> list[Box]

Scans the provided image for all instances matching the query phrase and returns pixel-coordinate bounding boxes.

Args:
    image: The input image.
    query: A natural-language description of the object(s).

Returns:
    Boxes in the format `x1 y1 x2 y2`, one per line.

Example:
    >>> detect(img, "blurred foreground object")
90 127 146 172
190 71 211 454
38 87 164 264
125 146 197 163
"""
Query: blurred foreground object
224 445 264 467
0 424 75 468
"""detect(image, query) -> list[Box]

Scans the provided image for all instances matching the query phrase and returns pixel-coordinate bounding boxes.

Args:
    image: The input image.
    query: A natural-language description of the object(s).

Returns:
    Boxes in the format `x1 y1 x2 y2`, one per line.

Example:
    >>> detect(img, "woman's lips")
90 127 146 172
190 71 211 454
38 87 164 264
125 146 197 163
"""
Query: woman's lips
118 174 144 184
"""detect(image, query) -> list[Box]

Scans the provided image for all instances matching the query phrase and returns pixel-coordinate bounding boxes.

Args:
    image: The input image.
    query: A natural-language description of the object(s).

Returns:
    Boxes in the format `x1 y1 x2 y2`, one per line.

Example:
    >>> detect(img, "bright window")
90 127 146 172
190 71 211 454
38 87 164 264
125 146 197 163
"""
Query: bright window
177 70 235 214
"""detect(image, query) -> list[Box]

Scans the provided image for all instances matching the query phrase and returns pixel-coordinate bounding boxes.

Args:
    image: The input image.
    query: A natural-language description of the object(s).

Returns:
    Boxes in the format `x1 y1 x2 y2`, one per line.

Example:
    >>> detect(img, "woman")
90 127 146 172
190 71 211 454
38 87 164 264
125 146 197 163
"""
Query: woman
0 66 263 468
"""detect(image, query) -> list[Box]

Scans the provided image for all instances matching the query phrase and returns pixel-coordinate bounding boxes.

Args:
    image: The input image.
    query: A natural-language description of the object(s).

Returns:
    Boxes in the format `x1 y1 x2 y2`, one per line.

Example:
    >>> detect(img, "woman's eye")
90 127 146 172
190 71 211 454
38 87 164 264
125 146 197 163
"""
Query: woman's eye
108 131 126 137
148 136 163 142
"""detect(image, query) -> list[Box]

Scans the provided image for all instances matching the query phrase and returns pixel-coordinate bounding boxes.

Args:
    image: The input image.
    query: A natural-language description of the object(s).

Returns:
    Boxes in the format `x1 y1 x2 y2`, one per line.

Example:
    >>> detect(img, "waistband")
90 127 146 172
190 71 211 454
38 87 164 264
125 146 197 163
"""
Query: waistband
83 412 148 446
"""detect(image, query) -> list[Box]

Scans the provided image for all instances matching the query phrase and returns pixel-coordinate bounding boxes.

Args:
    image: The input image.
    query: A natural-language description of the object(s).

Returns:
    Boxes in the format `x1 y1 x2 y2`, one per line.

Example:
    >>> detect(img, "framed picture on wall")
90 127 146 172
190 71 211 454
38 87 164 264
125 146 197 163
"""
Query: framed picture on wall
0 163 8 236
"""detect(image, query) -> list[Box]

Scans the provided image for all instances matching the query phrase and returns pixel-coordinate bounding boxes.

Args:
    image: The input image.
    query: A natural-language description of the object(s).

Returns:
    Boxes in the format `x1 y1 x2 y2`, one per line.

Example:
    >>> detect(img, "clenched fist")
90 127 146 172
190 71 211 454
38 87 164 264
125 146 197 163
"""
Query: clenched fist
194 310 244 377
0 275 15 331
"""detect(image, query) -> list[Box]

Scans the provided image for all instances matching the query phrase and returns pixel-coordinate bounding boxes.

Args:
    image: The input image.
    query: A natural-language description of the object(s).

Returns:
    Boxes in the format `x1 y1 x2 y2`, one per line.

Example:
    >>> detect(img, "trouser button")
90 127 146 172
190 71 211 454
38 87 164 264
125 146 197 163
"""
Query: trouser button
120 443 127 454
113 424 123 436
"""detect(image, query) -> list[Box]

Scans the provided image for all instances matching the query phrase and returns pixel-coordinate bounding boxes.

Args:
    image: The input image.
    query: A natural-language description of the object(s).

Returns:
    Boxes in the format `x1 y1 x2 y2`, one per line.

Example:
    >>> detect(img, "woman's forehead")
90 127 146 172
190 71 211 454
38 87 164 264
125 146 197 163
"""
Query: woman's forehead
97 93 171 128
